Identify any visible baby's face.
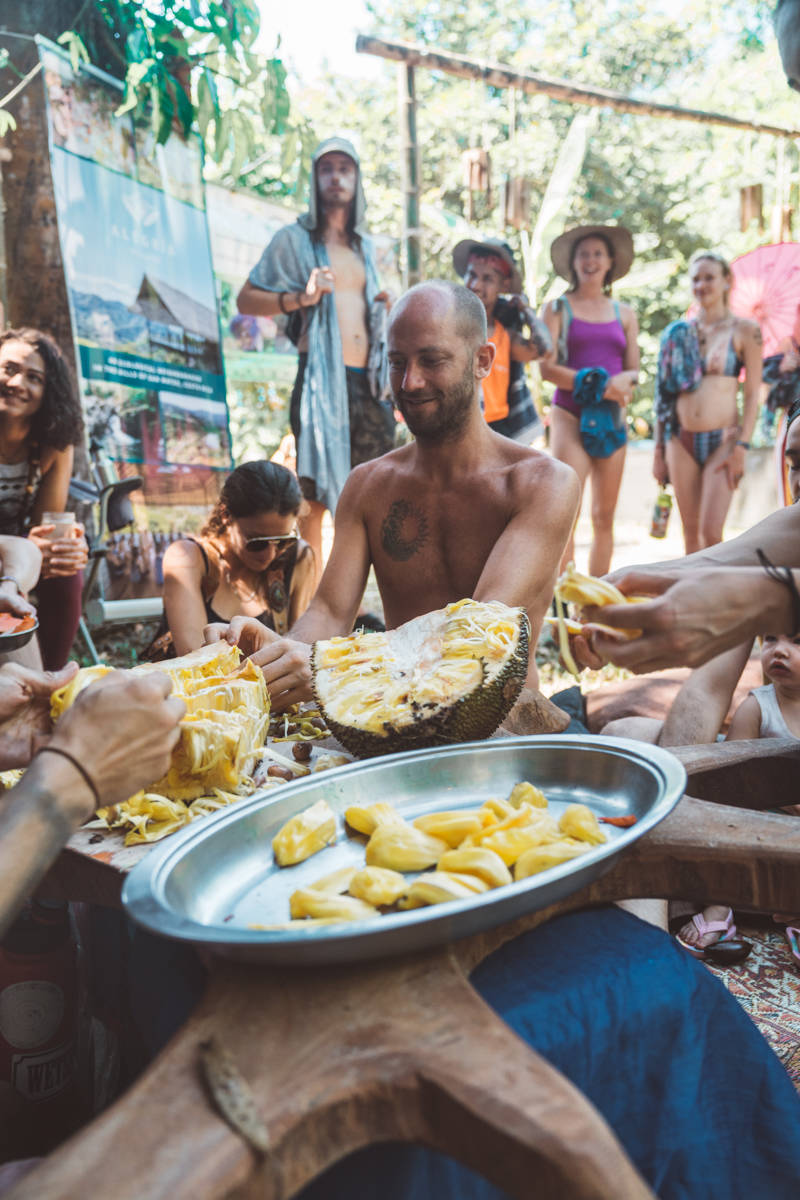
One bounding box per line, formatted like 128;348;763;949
761;634;800;686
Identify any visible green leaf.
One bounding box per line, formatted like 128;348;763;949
0;110;16;137
57;30;90;73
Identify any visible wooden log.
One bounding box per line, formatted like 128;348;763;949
355;35;800;141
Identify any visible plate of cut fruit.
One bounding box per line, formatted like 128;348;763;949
122;735;686;965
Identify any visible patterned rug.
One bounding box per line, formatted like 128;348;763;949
704;919;800;1090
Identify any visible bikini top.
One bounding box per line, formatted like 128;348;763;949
188;537;294;633
698;322;743;378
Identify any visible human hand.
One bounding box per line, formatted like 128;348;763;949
581;568;771;673
603;372;636;406
0;583;35;618
0;661;79;769
249;637;313;710
30;523;89;578
50;670;185;812
715;442;746;490
653;443;669;486
204;615;278;657
303;266;335;307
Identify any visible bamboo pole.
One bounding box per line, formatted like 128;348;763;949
357;35;800;141
398;63;421;287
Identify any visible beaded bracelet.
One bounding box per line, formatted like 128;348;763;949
35;745;100;809
757;549;800;637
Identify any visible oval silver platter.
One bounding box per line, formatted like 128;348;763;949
122;735;686;965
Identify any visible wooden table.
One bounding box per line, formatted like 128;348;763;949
12;737;800;1200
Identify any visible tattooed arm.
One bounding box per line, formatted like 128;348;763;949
473;455;580;656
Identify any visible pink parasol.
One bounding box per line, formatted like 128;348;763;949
728;242;800;358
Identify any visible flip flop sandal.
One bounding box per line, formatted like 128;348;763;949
785;927;800;969
675;909;752;964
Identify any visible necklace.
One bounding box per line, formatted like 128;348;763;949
224;565;262;604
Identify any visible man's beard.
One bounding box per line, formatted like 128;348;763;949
395;360;475;444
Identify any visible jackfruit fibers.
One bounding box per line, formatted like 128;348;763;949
312;599;529;757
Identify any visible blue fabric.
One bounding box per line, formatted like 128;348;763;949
574;367;627;458
655;319;704;437
298;908;800;1200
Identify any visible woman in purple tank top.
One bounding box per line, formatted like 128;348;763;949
540;225;640;575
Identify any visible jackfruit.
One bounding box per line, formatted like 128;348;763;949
308;866;357;894
272;799;337;866
515;840;589;880
311;599;529;758
289;889;379;922
558;804;607;846
412;810;482;846
365;824;447;872
50;642;269;805
344;802;405;836
508;781;548;809
348;867;407;907
399;870;489;909
437;847;512;889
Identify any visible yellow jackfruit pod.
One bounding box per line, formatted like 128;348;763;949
412;810;482;847
558;803;607;846
508;781;548;809
344;802;405;836
472;803;554;841
555;563;627;608
480;797;515;823
399;870;487;909
438;847;512;889
308;866;357;894
348;867;407;907
478;821;560;866
272;799;337;866
514;839;590;880
365;824;447;872
289;888;379;922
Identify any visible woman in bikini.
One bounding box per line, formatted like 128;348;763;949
161;460;316;656
540;225;640;575
654;251;762;555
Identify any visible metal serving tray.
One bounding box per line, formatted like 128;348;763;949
122;735;686;965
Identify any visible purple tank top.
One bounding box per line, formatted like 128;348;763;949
554;309;627;417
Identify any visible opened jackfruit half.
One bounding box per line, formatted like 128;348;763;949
52;641;270;808
311;599;529;758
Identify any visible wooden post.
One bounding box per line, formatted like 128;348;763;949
398;64;421;287
360;35;800;142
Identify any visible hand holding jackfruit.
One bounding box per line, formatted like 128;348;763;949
515;840;590;880
312;600;529;758
273;799;337;866
365;824;447;872
289;888;379;921
558;803;607;845
348;867;407;907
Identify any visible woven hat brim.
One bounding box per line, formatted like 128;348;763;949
550;225;634;283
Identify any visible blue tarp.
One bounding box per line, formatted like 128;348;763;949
299;908;800;1200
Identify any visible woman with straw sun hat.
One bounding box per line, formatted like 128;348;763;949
540;224;640;574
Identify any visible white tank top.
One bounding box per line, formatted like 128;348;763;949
751;684;798;740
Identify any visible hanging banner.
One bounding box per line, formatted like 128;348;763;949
39;40;231;509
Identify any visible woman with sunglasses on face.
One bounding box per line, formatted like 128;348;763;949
161;460;316;657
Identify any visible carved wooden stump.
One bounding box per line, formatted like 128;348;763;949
8;739;800;1200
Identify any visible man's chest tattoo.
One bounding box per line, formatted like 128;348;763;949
380;499;429;561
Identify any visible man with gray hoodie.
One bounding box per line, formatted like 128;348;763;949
238;138;395;570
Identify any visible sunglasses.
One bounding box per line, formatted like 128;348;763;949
244;530;299;554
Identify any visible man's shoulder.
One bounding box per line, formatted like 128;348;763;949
338;447;410;506
503;443;580;501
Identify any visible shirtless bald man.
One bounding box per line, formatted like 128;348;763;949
214;282;580;726
237;137;395;571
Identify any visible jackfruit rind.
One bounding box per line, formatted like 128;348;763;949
312;599;529;758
